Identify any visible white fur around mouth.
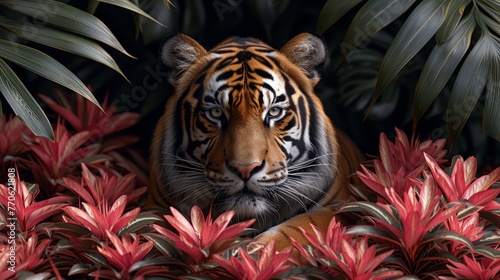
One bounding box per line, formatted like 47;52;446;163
216;190;272;216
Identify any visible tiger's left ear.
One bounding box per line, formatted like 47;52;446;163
160;33;208;86
280;33;327;85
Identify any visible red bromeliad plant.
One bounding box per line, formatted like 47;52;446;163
354;128;447;201
23;120;103;189
39;89;147;184
212;241;295;280
0;86;146;196
332;128;500;277
444;213;486;255
152;206;255;265
0;233;53;279
62;194;141;240
292;217;403;279
62;163;146;207
38;88;140;141
148;206;298;279
91;230;155;279
426;154;500;213
443;255;500;280
0;178;69;233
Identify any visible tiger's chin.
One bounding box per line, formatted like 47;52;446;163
214;192;278;230
217;193;271;215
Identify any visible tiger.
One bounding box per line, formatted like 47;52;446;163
147;33;364;250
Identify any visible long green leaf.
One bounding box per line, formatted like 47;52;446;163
81;252;109;268
140;0;178;44
476;1;500;33
342;0;416;55
346;225;399;244
316;0;363;34
95;0;165;27
424;230;474;250
0;0;134;58
478;230;500;246
474;245;500;258
0;58;53;139
373;0;449;105
118;213;163;234
20;273;51;280
483;46;500;141
87;0;100;14
128;258;172;273
47;222;91;237
413;13;475;125
68;264;94;276
435;0;471;43
0;39;101;109
0;16;127;81
447;33;493;145
338;201;402;230
143;233;181;259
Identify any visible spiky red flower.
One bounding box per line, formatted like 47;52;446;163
95;230;154;275
39;90;140;138
293;218;402;279
24;120;103;183
0;178;69;232
38;88;147;184
426;154;500;211
0;233;51;278
358;128;447;201
63;195;139;240
380;175;462;252
213;240;294;280
442;255;500;280
62;163;146;206
445;213;485;254
294;217;347;266
153;206;255;264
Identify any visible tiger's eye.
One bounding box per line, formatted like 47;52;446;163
268;107;282;118
209;107;223;118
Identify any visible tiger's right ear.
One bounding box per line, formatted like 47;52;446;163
160;34;207;86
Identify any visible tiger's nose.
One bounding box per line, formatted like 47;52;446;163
229;161;261;181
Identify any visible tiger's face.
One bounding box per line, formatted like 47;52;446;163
151;33;342;232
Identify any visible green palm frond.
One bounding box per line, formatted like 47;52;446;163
317;0;364;35
319;0;500;144
0;0;164;140
0;58;52;138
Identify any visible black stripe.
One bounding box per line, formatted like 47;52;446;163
275;95;286;103
261;83;276;96
255;69;274;80
281;74;296;97
204;95;215;104
194;58;217;85
216;70;234;81
254;48;274;53
282;115;296;130
215;56;236;70
253;54;273;68
213;49;236;54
